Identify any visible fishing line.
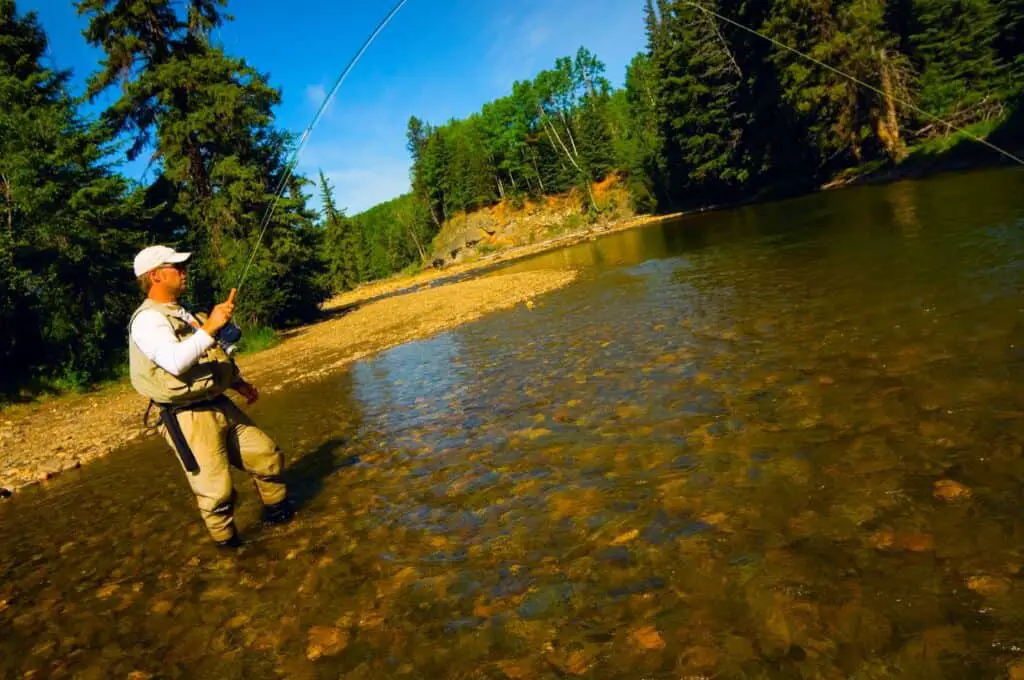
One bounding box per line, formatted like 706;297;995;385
234;0;411;292
680;1;1024;167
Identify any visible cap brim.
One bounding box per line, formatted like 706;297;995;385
165;252;191;264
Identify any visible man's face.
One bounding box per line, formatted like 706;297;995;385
150;263;188;296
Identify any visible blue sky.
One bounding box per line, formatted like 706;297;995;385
32;0;647;214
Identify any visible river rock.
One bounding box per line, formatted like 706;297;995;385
546;645;600;676
306;625;349;660
0;487;11;499
933;480;971;502
630;625;666;651
966;575;1011;597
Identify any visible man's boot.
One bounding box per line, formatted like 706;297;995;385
262;499;295;526
215;527;243;549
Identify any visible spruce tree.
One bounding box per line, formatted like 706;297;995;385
904;0;1005;117
0;0;146;395
78;0;328;327
318;171;361;292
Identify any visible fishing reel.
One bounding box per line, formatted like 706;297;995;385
215;322;243;356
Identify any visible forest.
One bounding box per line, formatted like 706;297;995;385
2;0;1023;399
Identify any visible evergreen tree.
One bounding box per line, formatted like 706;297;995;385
648;0;751;207
318;171;361;291
765;0;913;166
0;0;146;396
903;0;1005;117
78;0;328;328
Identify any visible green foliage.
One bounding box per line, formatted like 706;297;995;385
4;0;1024;402
78;0;329;330
0;0;149;398
318;171;361;292
343;193;436;282
236;326;279;354
642;0;1024;210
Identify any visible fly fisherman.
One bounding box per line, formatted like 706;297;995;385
128;245;294;548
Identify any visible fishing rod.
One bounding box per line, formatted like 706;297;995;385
232;0;1023;302
679;0;1024;167
234;0;411;294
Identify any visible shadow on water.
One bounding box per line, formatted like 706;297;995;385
284;436;361;510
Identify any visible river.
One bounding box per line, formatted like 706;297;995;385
2;168;1024;678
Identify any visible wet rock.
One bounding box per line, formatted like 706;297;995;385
966;575;1011;597
95;584;119;599
306;625;349;660
518;583;573;620
127;671;154;679
497;659;536;679
226;614;251;629
1010;662;1024;680
933;479;971;502
546;644;600;676
610;529;639;545
630;625;665;651
871;530;935;553
0;487;11;499
681;645;718;670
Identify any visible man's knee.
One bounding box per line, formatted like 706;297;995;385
249;446;284;478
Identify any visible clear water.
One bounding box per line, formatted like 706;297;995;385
3;168;1024;679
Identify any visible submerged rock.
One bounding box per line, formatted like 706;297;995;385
933;479;971;502
306;625;349;660
630;625;666;651
966;575;1011;597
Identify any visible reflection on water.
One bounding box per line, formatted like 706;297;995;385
2;168;1024;678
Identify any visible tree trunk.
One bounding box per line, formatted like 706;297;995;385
1;173;11;233
541;116;596;208
496;175;505;199
878;48;907;161
408;226;427;262
531;153;546;192
558;110;580;157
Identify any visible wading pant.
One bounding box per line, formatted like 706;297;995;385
159;398;286;541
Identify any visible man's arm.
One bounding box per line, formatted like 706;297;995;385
131;309;216;377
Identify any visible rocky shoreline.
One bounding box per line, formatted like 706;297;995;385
0;269;580;498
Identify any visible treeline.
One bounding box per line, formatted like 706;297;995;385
400;0;1024;218
2;0;330;398
4;0;1024;398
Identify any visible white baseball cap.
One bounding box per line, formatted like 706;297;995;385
133;245;192;277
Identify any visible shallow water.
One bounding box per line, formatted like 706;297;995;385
3;168;1024;678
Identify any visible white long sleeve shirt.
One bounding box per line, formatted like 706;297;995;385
130;307;216;377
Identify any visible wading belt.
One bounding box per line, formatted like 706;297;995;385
143;396;226;475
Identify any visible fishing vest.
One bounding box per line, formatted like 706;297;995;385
128;299;238;405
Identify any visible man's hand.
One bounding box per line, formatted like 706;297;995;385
233;379;259;405
201;288;236;336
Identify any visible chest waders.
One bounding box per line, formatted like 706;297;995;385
131;300;240;475
143;396;229;474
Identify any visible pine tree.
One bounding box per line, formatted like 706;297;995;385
78;0;328;328
0;0;146;395
318;172;363;292
904;0;1005;117
649;0;751;207
764;0;914;166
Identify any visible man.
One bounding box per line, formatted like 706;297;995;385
128;245;293;548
